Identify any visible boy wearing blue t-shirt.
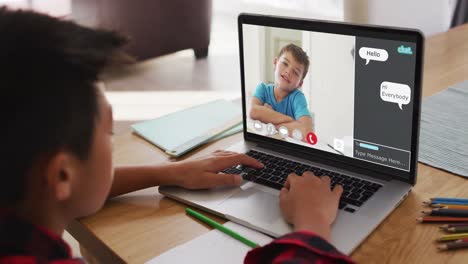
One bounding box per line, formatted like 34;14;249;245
250;44;313;140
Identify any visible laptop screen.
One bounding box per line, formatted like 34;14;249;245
240;15;423;182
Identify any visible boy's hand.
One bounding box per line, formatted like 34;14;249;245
174;150;263;189
279;172;343;241
264;103;273;110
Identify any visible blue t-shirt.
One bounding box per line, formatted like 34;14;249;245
253;83;311;120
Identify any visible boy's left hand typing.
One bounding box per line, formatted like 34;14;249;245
173;151;264;189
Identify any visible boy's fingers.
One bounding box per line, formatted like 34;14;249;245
302;171;315;177
279;187;290;208
303;171;321;183
217;154;264;170
333;184;344;197
236;154;264;168
321;176;331;184
279;187;289;199
205;173;243;188
284;173;299;189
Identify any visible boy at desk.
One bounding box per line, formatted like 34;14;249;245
0;9;353;264
249;44;314;141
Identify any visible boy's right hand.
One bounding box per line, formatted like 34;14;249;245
264;103;273;110
279;172;343;241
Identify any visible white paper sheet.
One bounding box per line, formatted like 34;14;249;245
145;222;273;264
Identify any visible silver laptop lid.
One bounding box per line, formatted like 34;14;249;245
238;14;423;185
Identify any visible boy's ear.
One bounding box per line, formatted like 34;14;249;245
298;79;304;88
273;57;278;66
45;152;78;201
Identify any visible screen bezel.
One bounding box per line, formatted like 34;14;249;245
238;13;423;185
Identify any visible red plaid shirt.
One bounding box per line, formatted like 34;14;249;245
245;231;355;264
1;209;354;264
0;210;84;264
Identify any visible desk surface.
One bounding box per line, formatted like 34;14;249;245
69;24;468;264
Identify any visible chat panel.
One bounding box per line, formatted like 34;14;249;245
353;36;417;171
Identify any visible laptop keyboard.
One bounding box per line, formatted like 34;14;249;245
222;150;383;213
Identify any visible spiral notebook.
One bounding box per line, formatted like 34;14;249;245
131;99;243;157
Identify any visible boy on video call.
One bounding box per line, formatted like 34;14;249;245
250;43;313;140
0;8;353;264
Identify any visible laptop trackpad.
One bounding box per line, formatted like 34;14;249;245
219;187;281;224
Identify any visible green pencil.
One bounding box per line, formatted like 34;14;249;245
186;208;259;248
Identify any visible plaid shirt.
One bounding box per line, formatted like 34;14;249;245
245;231;355;264
0;209;84;264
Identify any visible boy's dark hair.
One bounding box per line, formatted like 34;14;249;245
278;43;310;80
0;8;130;206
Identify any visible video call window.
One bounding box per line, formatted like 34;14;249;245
243;24;416;172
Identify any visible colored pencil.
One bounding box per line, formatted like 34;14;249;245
439;223;468;230
422;209;468;217
185;208;259;248
424;200;468;206
437;241;468;251
431;197;468;203
431;204;468;210
446;226;468;233
428;198;468;206
437;233;468;242
455;238;468;243
417;216;468;223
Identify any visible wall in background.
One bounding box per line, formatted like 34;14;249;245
0;0;70;16
213;0;343;21
344;0;457;36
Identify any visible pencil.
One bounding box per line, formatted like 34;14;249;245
431;197;468;203
417;217;468;223
185;208;259;248
431;204;468;210
439;223;468;230
437;232;468;242
428;198;468;206
424;200;468;206
422;209;468;217
446;226;468;233
437;241;468;251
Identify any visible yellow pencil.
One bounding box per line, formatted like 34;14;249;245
437;232;468;242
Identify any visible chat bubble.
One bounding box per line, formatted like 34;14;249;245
380;81;411;110
359;47;389;65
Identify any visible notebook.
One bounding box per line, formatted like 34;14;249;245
144;221;273;264
131;99;242;157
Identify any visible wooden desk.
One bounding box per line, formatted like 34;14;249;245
68;24;468;264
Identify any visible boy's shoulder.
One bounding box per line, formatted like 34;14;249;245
287;88;306;99
256;82;274;90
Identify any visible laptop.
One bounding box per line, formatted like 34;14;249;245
160;13;423;254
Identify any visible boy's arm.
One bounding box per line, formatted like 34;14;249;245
250;97;294;125
245;231;355;264
276;116;313;141
109;151;263;197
